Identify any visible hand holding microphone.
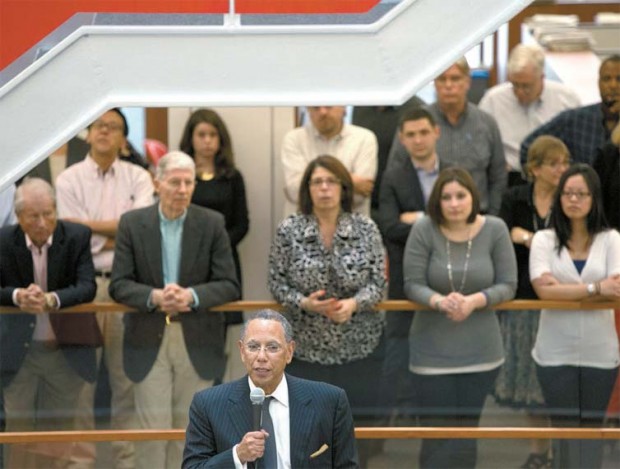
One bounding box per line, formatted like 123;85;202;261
235;388;269;465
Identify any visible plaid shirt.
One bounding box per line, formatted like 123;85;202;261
520;103;610;166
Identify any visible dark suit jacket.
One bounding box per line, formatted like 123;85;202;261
109;203;240;382
377;158;427;299
0;221;99;386
182;374;359;469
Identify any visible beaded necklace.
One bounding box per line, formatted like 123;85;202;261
446;227;473;293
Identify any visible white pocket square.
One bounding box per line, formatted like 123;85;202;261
310;443;329;458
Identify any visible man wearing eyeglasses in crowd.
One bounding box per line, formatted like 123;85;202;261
183;309;359;469
479;44;580;187
387;57;506;215
280;106;378;218
55;108;154;468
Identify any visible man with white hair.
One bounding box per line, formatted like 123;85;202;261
0;178;98;467
479;44;580;186
110;151;240;469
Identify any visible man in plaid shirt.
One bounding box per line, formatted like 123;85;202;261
520;54;620;166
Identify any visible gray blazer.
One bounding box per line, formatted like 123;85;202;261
109;203;240;382
182;374;359;469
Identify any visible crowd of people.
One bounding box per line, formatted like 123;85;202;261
0;47;619;469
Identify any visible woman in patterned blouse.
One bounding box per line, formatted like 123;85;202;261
268;155;386;459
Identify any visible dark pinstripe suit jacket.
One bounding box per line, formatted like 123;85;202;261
182;374;359;468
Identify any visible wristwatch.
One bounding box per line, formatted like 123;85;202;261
44;293;59;311
586;283;596;296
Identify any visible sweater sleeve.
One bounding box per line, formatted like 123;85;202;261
483;217;518;305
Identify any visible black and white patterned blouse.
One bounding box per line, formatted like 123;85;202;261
268;212;386;365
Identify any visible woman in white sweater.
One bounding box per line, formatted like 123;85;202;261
529;164;620;469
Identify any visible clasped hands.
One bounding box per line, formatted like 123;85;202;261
301;290;357;324
437;292;477;322
15;284;55;313
151;283;194;314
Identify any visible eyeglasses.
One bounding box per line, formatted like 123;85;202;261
91;121;124;133
309;177;340;187
511;82;536;92
243;342;283;354
561;191;591;201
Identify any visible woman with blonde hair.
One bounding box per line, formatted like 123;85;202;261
494;135;570;468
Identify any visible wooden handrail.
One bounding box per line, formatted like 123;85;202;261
1;427;619;444
2;299;620;314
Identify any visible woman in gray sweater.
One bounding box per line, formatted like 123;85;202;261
403;167;517;468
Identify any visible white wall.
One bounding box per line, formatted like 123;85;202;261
168;107;295;301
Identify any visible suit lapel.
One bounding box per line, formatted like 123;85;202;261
142;206;164;286
228;378;253;440
13;227;34;286
288;375;315;466
403;159;426;207
179;207;202;286
46;223;65;292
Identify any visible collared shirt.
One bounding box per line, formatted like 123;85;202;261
159;207;186;285
479;79;580;171
15;234;57;341
412;157;440;204
233;376;291;469
387;102;507;214
280;123;378;218
520;103;611;166
56;155;154;271
157;206;199;307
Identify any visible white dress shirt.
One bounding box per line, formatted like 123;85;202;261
479;79;580;172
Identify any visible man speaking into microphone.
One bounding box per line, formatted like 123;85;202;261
183;310;359;468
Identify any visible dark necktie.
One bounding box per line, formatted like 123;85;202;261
262;396;277;469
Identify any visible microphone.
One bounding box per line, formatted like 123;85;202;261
250;387;265;432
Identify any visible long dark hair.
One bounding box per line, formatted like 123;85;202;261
179;108;235;178
551;163;608;254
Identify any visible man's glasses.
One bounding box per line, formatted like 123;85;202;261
243;342;283;354
91;121;124;133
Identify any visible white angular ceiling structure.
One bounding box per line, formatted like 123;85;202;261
0;0;532;189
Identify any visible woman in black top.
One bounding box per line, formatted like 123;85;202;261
495;135;570;469
179;109;249;327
